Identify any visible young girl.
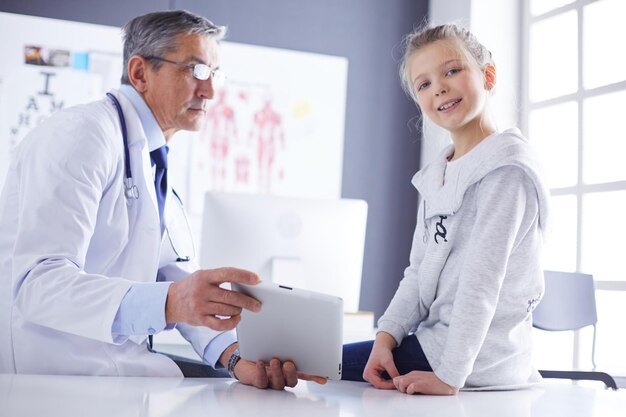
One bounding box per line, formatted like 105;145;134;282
341;23;550;395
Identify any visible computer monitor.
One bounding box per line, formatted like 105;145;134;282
200;192;368;312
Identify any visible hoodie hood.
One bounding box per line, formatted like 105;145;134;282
412;128;551;235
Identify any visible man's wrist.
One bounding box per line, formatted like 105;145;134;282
164;281;179;324
227;348;241;380
218;342;238;368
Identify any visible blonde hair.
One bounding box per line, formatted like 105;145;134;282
399;23;495;102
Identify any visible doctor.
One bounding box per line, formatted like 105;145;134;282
0;10;309;389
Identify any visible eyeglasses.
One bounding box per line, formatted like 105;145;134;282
144;56;227;86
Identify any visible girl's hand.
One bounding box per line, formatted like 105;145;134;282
393;371;459;395
362;332;400;389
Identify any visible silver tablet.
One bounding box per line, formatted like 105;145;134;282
232;281;344;380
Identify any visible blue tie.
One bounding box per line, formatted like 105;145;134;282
150;146;168;233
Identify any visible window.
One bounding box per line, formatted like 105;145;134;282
523;0;626;372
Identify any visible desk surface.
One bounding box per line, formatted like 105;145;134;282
1;374;625;417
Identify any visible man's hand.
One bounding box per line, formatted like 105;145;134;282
165;267;261;331
393;371;459;395
362;331;400;389
220;343;327;390
234;359;328;389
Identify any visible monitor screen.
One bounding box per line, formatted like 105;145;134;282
200;192;368;312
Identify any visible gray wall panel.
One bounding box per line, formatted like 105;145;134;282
0;0;170;26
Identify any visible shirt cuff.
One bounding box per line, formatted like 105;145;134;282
111;282;173;342
202;330;237;368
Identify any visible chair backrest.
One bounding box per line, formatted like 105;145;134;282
533;270;598;331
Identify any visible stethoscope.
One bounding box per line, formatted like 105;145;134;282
106;92;195;262
107;93;139;200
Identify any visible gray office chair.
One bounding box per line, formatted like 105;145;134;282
533;270;617;390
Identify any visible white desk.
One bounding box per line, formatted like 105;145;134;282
1;374;625;417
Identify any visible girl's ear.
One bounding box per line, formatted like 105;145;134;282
484;64;497;91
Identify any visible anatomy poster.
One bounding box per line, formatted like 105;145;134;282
0;12;348;213
170;41;348;215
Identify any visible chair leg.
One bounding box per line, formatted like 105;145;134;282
539;370;618;390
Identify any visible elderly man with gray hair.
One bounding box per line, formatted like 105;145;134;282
0;10;319;389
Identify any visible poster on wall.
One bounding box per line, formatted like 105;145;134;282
2;68;103;153
0;12;348;217
171;42;348;216
0;12;123;189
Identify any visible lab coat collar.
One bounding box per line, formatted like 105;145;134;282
106;89;161;234
105;89;146;148
118;85;166;152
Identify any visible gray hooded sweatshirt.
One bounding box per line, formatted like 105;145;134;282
377;128;550;390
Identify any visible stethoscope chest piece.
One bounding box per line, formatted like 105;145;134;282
107;92;140;204
124;178;139;203
106;91;194;262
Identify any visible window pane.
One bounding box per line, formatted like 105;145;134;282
583;0;626;89
529;11;578;102
530;0;575;16
582;91;626;184
529;102;578;188
543;195;577;271
581;191;626;281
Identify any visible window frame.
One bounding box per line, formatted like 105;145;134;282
521;0;626;291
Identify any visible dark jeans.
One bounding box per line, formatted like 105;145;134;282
341;335;432;381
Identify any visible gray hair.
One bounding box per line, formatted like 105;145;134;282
120;10;226;85
399;23;494;102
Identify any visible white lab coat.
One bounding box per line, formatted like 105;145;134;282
0;90;222;376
